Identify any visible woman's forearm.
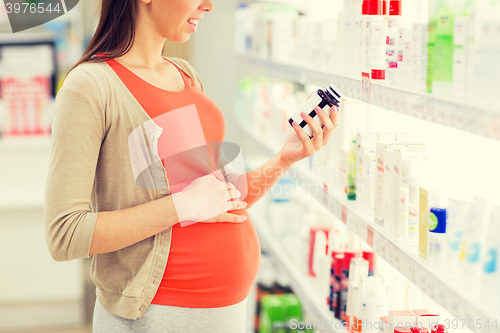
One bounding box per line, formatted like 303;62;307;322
243;147;295;207
89;195;179;256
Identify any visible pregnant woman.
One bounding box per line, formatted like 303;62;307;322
44;0;339;332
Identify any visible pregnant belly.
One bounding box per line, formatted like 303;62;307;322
151;211;261;308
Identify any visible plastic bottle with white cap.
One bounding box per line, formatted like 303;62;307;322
361;276;387;333
480;204;500;309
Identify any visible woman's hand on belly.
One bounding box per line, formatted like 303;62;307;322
172;174;248;226
200;207;248;223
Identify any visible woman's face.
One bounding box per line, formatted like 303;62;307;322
142;0;214;43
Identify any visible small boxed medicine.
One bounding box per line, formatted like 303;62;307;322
380;316;390;333
412;309;439;329
389;310;416;329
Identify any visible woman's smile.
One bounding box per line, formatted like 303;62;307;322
187;18;200;32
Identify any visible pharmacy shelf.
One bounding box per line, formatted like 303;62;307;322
237;55;500;142
0;135;51;211
0;135;51;152
239;123;500;333
252;216;344;333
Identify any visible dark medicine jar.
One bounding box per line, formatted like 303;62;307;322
288;88;337;138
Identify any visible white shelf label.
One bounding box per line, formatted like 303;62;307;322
393;248;403;272
367;225;374;247
417;268;427;294
385;242;395;265
331;200;342;220
407;260;418;285
356;215;368;243
373;232;382;254
378;237;387;258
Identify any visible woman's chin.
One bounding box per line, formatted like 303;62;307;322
166;34;192;44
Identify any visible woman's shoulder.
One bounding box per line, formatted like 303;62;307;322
61;60;117;99
66;61;109;84
164;57;204;92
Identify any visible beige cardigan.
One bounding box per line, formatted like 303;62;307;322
44;57;205;320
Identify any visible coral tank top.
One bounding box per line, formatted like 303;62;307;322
106;57;261;308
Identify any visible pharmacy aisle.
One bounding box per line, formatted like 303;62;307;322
232;0;500;333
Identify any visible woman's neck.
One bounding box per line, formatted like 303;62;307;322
115;17;166;70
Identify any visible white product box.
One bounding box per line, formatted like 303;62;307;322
412;309;439;329
374;142;405;227
357;142;376;212
391;146;427;237
378;132;396;142
389;310;416;329
380;315;390;333
395;133;413;142
384;148;395;231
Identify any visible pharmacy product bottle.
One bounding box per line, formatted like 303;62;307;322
385;0;403;86
445;195;471;274
410;23;428;91
352;0;365;76
399;187;410;239
331;253;344;317
347;139;358;201
426;0;439;93
350;278;364;333
387;0;403;29
346;258;369;331
363;250;377;276
339;251;357;323
371;19;388;83
361;0;383;77
365;150;378;215
397;28;412;87
428;207;447;263
431;2;455;96
361;276;387;333
480;205;500;309
452;11;468;98
360;0;369;76
408;176;420;245
460;196;490;295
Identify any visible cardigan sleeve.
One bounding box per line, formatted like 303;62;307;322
44;68;106;262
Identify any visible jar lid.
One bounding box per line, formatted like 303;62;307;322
429;207;447;234
371;69;386;80
328;83;344;102
389;0;402;15
342;251;357;270
318;88;336;107
411;328;430;333
363;0;382;15
431;324;447;333
362;250;376;271
334;253;344;276
395;327;411;333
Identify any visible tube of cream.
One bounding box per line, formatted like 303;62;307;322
445;195;472;274
480;205;500;309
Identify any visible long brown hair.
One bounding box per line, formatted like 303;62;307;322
69;0;139;73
